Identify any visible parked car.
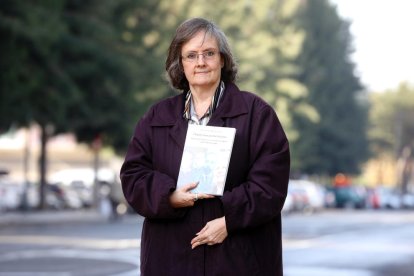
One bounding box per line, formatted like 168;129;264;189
0;180;22;211
0;178;81;211
282;192;294;214
49;167;121;208
287;180;325;213
323;187;337;208
330;185;366;209
365;187;381;209
49;167;129;218
376;187;402;209
401;193;414;209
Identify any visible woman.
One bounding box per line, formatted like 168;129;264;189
120;17;290;275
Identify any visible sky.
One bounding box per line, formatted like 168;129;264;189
330;0;414;92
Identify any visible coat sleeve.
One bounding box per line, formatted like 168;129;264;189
120;109;187;219
221;103;290;233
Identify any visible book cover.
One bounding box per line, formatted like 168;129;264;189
176;125;236;196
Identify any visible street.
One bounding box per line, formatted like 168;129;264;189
0;210;413;276
283;210;414;276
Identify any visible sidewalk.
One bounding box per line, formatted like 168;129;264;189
0;209;108;227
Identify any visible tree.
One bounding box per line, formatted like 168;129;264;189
0;0;157;208
291;0;369;177
158;0;313;147
1;0;81;208
369;83;414;192
56;0;143;150
0;1;70;132
1;0;373;206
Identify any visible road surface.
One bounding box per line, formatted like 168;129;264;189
0;210;413;275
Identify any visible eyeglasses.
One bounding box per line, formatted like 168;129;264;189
181;50;218;62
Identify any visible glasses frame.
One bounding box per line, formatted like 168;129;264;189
181;50;219;63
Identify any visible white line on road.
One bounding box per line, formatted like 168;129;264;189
285;267;374;276
0;235;140;249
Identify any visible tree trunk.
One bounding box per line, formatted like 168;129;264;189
397;146;413;194
92;135;102;209
38;124;48;210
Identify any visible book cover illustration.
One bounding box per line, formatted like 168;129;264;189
177;125;236;196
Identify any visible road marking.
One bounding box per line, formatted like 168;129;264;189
283;238;414;254
285;266;373;276
0;248;140;275
283;239;319;249
0;273;70;276
0;235;140;249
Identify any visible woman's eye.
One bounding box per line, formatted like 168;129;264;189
187;53;197;59
206;51;215;57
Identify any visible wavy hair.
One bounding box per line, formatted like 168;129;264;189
165;18;238;91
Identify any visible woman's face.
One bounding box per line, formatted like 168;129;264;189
181;31;223;92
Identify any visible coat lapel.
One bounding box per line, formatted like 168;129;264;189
208;83;248;127
169;119;188;150
149;92;188;150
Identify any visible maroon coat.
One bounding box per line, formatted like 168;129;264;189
120;83;290;276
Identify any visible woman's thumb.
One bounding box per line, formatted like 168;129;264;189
184;181;199;191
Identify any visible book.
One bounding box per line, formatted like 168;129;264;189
176;124;236;196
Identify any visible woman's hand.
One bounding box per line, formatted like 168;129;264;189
169;182;214;208
191;216;228;249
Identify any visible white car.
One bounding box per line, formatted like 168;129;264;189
49;167;121;208
288;179;325;213
0;181;22;211
282;192;294;214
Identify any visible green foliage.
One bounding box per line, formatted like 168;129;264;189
1;0;373;178
291;0;369;176
0;0;164;151
161;0;312;143
56;0;143;150
0;0;69;131
369;83;414;156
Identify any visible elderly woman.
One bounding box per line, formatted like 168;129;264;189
120;17;290;275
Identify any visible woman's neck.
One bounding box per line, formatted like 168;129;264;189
190;85;217;118
190;84;217;104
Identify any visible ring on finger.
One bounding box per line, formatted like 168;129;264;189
193;193;199;202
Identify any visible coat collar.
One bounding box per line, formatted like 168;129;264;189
150;82;248;149
208;82;248;126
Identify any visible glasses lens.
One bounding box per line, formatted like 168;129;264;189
183;51;217;62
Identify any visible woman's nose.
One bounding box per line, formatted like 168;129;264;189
196;54;206;65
